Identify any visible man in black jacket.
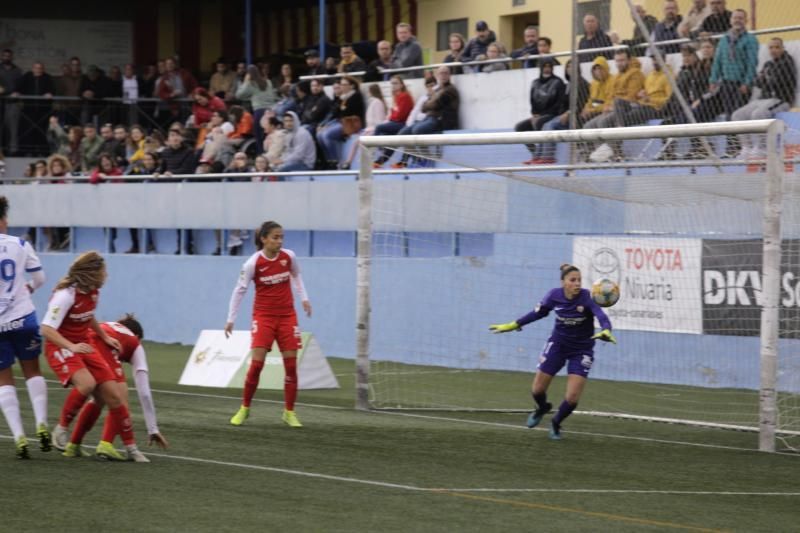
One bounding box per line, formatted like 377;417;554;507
301;79;332;134
514;59;566;164
731;37;797;155
699;0;731;34
157;129;198;253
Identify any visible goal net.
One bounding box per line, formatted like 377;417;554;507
356;119;800;452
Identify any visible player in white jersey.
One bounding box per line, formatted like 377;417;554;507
0;197;51;459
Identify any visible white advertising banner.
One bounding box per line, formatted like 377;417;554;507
572;237;703;334
0;19;132;74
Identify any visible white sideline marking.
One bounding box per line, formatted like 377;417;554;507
18;379;800;457
2;433;797;498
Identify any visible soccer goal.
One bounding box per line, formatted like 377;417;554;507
355;119;799;452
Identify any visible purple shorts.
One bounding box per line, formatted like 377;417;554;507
536;340;594;378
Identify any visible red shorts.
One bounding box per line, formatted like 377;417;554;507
95;344;126;383
251;314;301;352
45;342;117;387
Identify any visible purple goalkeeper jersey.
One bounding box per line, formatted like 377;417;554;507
516;288;612;350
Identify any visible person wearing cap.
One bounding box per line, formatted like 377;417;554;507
461;20;497;72
390;22;423;78
515;58;565;165
304;49;327;78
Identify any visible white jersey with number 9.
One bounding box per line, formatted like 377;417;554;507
0;234;42;322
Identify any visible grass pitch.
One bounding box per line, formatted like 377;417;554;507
2;342;799;532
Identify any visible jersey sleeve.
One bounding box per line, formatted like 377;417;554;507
23;241;45;291
516;290;555;327
130;345;159;434
285;249;309;302
585;291;612;331
226;255;256;323
41;288;76;330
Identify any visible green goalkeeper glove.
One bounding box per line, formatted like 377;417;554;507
489;321;520;334
591;329;617;344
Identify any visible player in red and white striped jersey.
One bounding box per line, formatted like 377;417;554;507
225;221;312;428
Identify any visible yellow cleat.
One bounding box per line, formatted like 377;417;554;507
282;409;303;428
36;423;52;452
16;436;30;459
62;442;90;458
95;440;126;461
230;405;250;426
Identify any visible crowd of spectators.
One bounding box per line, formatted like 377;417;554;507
0;4;798;253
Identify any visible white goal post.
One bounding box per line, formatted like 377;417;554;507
356;119;789;452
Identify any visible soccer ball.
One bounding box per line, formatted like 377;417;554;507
590;278;620;308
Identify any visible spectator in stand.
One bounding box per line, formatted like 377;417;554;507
140;64;158;97
230;61;248;99
338;44;367;76
511;26;539;69
236;65;278;150
275;111;316;172
698;37;716;76
0;49;23;155
98;123;116;157
300;79;332;134
315;81;343;134
96;123;126;168
108;66;123;98
123;150;159;253
658;44;711;160
293;82;310;122
579;56;615;126
391;22;423;78
529;37;561;68
45;154;72;251
317;76;365;168
324;57;339;76
582;49;645;160
652;1;683;55
125;125;147;172
79;123;103;172
679;0;712;38
190;87;226;130
480;42;510;73
225;105;254;160
538;59;590;164
391;66;459;169
341;84;388;169
155;57;196;129
157;129;197;253
15;61;55;155
604;61;672;160
700;0;731;35
272;84;298;119
80;65;112;102
700;8;758;157
54;56;83;125
304;50;326;78
47;117;83;170
372;75;423;167
111;125;129;167
262;116;286;170
223;152;253;255
443;33;466;75
461;21;497;73
376;75;436;168
274;64;297;92
197;109;234;165
622;5;658;56
578;14;614;60
516;58;566;165
209;59;236;99
89;152;123;185
365;41;394;82
121;64;142;120
732;38;798;156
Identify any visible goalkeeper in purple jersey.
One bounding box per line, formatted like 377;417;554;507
490;263;616;440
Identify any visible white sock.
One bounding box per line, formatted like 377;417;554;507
0;385;25;440
25;376;48;427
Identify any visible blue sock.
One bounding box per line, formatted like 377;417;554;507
552;400;577;426
532;392;548;411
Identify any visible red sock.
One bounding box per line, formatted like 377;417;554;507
60;388;89;427
106;405;135;446
243;359;265;408
283;357;298;411
100;413;116;444
69;401;102;445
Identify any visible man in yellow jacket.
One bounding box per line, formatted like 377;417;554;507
582;49;645;160
580;56;615;126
